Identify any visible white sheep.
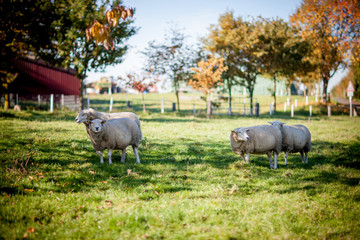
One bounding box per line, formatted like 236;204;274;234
75;108;142;140
268;121;312;165
87;118;142;164
230;125;282;169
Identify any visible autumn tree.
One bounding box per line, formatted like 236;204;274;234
204;12;263;114
291;0;360;103
257;17;312;111
188;56;228;117
142;27;198;111
1;0;136;109
331;61;360;98
119;73;158;112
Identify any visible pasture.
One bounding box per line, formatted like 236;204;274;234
1;107;360;239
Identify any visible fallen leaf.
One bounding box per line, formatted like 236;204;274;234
36;172;43;176
27;227;35;233
48;191;53;194
62;183;68;187
7;149;10;153
101;181;107;184
24;189;34;192
105;200;113;207
89;170;95;175
154;191;160;196
183;175;188;180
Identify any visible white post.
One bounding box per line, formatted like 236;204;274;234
193;104;196;115
109;96;113;112
287;98;290;106
310;105;312;117
61;94;64;109
269;104;273;116
16;94;18;105
315;94;318;102
284;103;287;112
291;104;294;117
50;94;54;113
228;97;231;116
328;105;331;117
350;96;353;118
87;96;90;108
38;94;41;107
306;96;308;105
161;98;164;113
295;99;298;108
243;87;246;96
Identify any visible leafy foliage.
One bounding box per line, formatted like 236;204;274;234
142;27;199;110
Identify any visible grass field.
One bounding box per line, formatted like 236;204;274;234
1;109;360;239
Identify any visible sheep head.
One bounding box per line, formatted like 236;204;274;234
231;128;250;142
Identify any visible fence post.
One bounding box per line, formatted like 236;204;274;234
109;96;113;111
50;94;54;113
87;96;90;108
16;94;19;105
38;94;41;107
172;102;176;112
328;105;331;117
255;103;259;117
61;94;64;110
126;101;131;108
284;103;287;112
228;97;231;116
295;99;298;108
310;105;312;117
193;104;196;115
161;98;164;113
269;104;273;116
306;96;309;105
291;104;294;117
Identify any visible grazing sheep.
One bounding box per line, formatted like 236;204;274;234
230;125;282;169
268;121;312;165
87;118;142;164
75;108;142;140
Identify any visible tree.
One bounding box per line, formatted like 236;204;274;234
257;18;312;111
188;56;228;117
332;60;360;99
142;27;198;111
290;0;360;103
119;72;158;112
204;12;263;114
0;0;136;109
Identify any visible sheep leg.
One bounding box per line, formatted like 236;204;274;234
305;152;308;164
273;152;278;169
240;152;246;162
108;149;113;165
133;146;141;164
300;151;305;163
97;151;104;164
245;153;250;164
121;149;126;163
267;152;273;168
284;152;288;165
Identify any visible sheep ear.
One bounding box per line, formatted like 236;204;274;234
268;121;273;125
101;120;106;125
86;121;91;125
231;131;238;142
246;129;250;132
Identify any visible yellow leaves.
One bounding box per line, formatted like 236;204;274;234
89;170;95;175
86;5;134;50
188;56;228;95
24;189;34;192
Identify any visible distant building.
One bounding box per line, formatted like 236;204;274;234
85;77;121;95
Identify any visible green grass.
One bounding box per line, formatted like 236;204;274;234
1;109;360;239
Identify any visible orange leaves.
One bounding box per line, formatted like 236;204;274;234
86;5;134;50
188;56;228;95
106;6;134;27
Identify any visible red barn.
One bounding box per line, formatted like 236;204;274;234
10;58;80;95
6;57;81;110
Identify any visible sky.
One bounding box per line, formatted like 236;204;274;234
86;0;346;90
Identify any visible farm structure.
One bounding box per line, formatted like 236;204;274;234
3;57;81;110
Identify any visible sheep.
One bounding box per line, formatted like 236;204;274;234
87;118;142;164
268;120;312;165
75;108;142;140
230;125;282;169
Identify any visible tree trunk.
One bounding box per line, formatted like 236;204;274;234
248;87;254;116
322;76;329;103
142;93;146;112
175;90;180;112
206;94;212;118
273;77;277;112
288;86;292;105
227;81;232;115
